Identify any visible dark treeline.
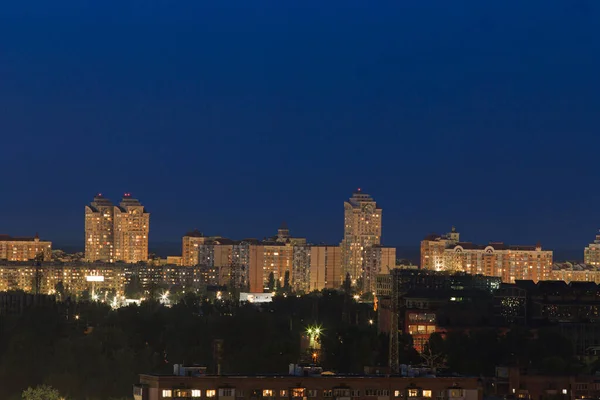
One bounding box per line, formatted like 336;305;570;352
0;289;589;400
0;290;377;400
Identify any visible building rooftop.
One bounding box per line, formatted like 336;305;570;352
454;242;542;251
0;234;45;242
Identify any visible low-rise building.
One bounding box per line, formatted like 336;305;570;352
135;368;482;400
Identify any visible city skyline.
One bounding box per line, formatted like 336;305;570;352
2;189;599;262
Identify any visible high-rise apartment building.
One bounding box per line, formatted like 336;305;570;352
0;234;52;261
85;194;116;262
363;245;396;292
114;194;150;263
421;227;460;270
340;189;382;287
584;231;600;266
85;194;149;263
182;230;208;266
309;245;342;291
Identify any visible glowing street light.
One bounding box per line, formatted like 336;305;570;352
160;291;170;302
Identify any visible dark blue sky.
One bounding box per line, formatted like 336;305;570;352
1;0;599;252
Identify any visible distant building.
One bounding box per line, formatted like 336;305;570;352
182;230;208;266
420;227;460;270
363;245;396;293
421;228;552;283
444;242;553;283
85;193;150;263
114;194;150;263
85;194;116;262
340;190;382;289
375;269;501;298
550;262;600;283
584;230;600;266
166;256;183;266
309;245;342;291
0;234;52;261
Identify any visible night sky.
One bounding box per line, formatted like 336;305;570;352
1;1;599;253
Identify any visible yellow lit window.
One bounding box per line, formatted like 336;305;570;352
291;389;305;398
207;390;216;398
264;390;274;397
423;390;432;398
280;390;288;397
394;391;401;398
162;389;172;398
408;389;419;398
192;390;201;397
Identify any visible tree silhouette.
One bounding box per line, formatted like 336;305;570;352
343;273;352;294
283;271;291;293
267;272;275;292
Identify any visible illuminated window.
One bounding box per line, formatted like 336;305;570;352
192;390;201;397
280;390;288;397
408;389;419;398
394;391;401;398
423;390;432;398
263;390;274;397
162;390;172;398
207;390;216;398
291;389;305;398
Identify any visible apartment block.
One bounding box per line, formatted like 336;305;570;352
182;230;208;266
584;231;600;266
0;234;51;261
85;193;149;263
309;245;342;291
340;189;382;286
135;370;482;400
420;227;460;270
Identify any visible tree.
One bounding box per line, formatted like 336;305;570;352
54;281;65;300
422;332;446;372
22;385;62;400
283;271;291;293
343;273;352;294
267;272;275;292
124;275;143;299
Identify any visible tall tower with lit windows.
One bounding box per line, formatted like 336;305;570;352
340;189;382;288
85;193;149;263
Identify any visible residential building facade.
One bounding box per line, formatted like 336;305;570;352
85;194;149;263
135;372;482;400
420;227;460;270
443;242;553;283
340;190;382;288
309;245;342;291
0;234;52;261
182;230;208;266
584;231;600;266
